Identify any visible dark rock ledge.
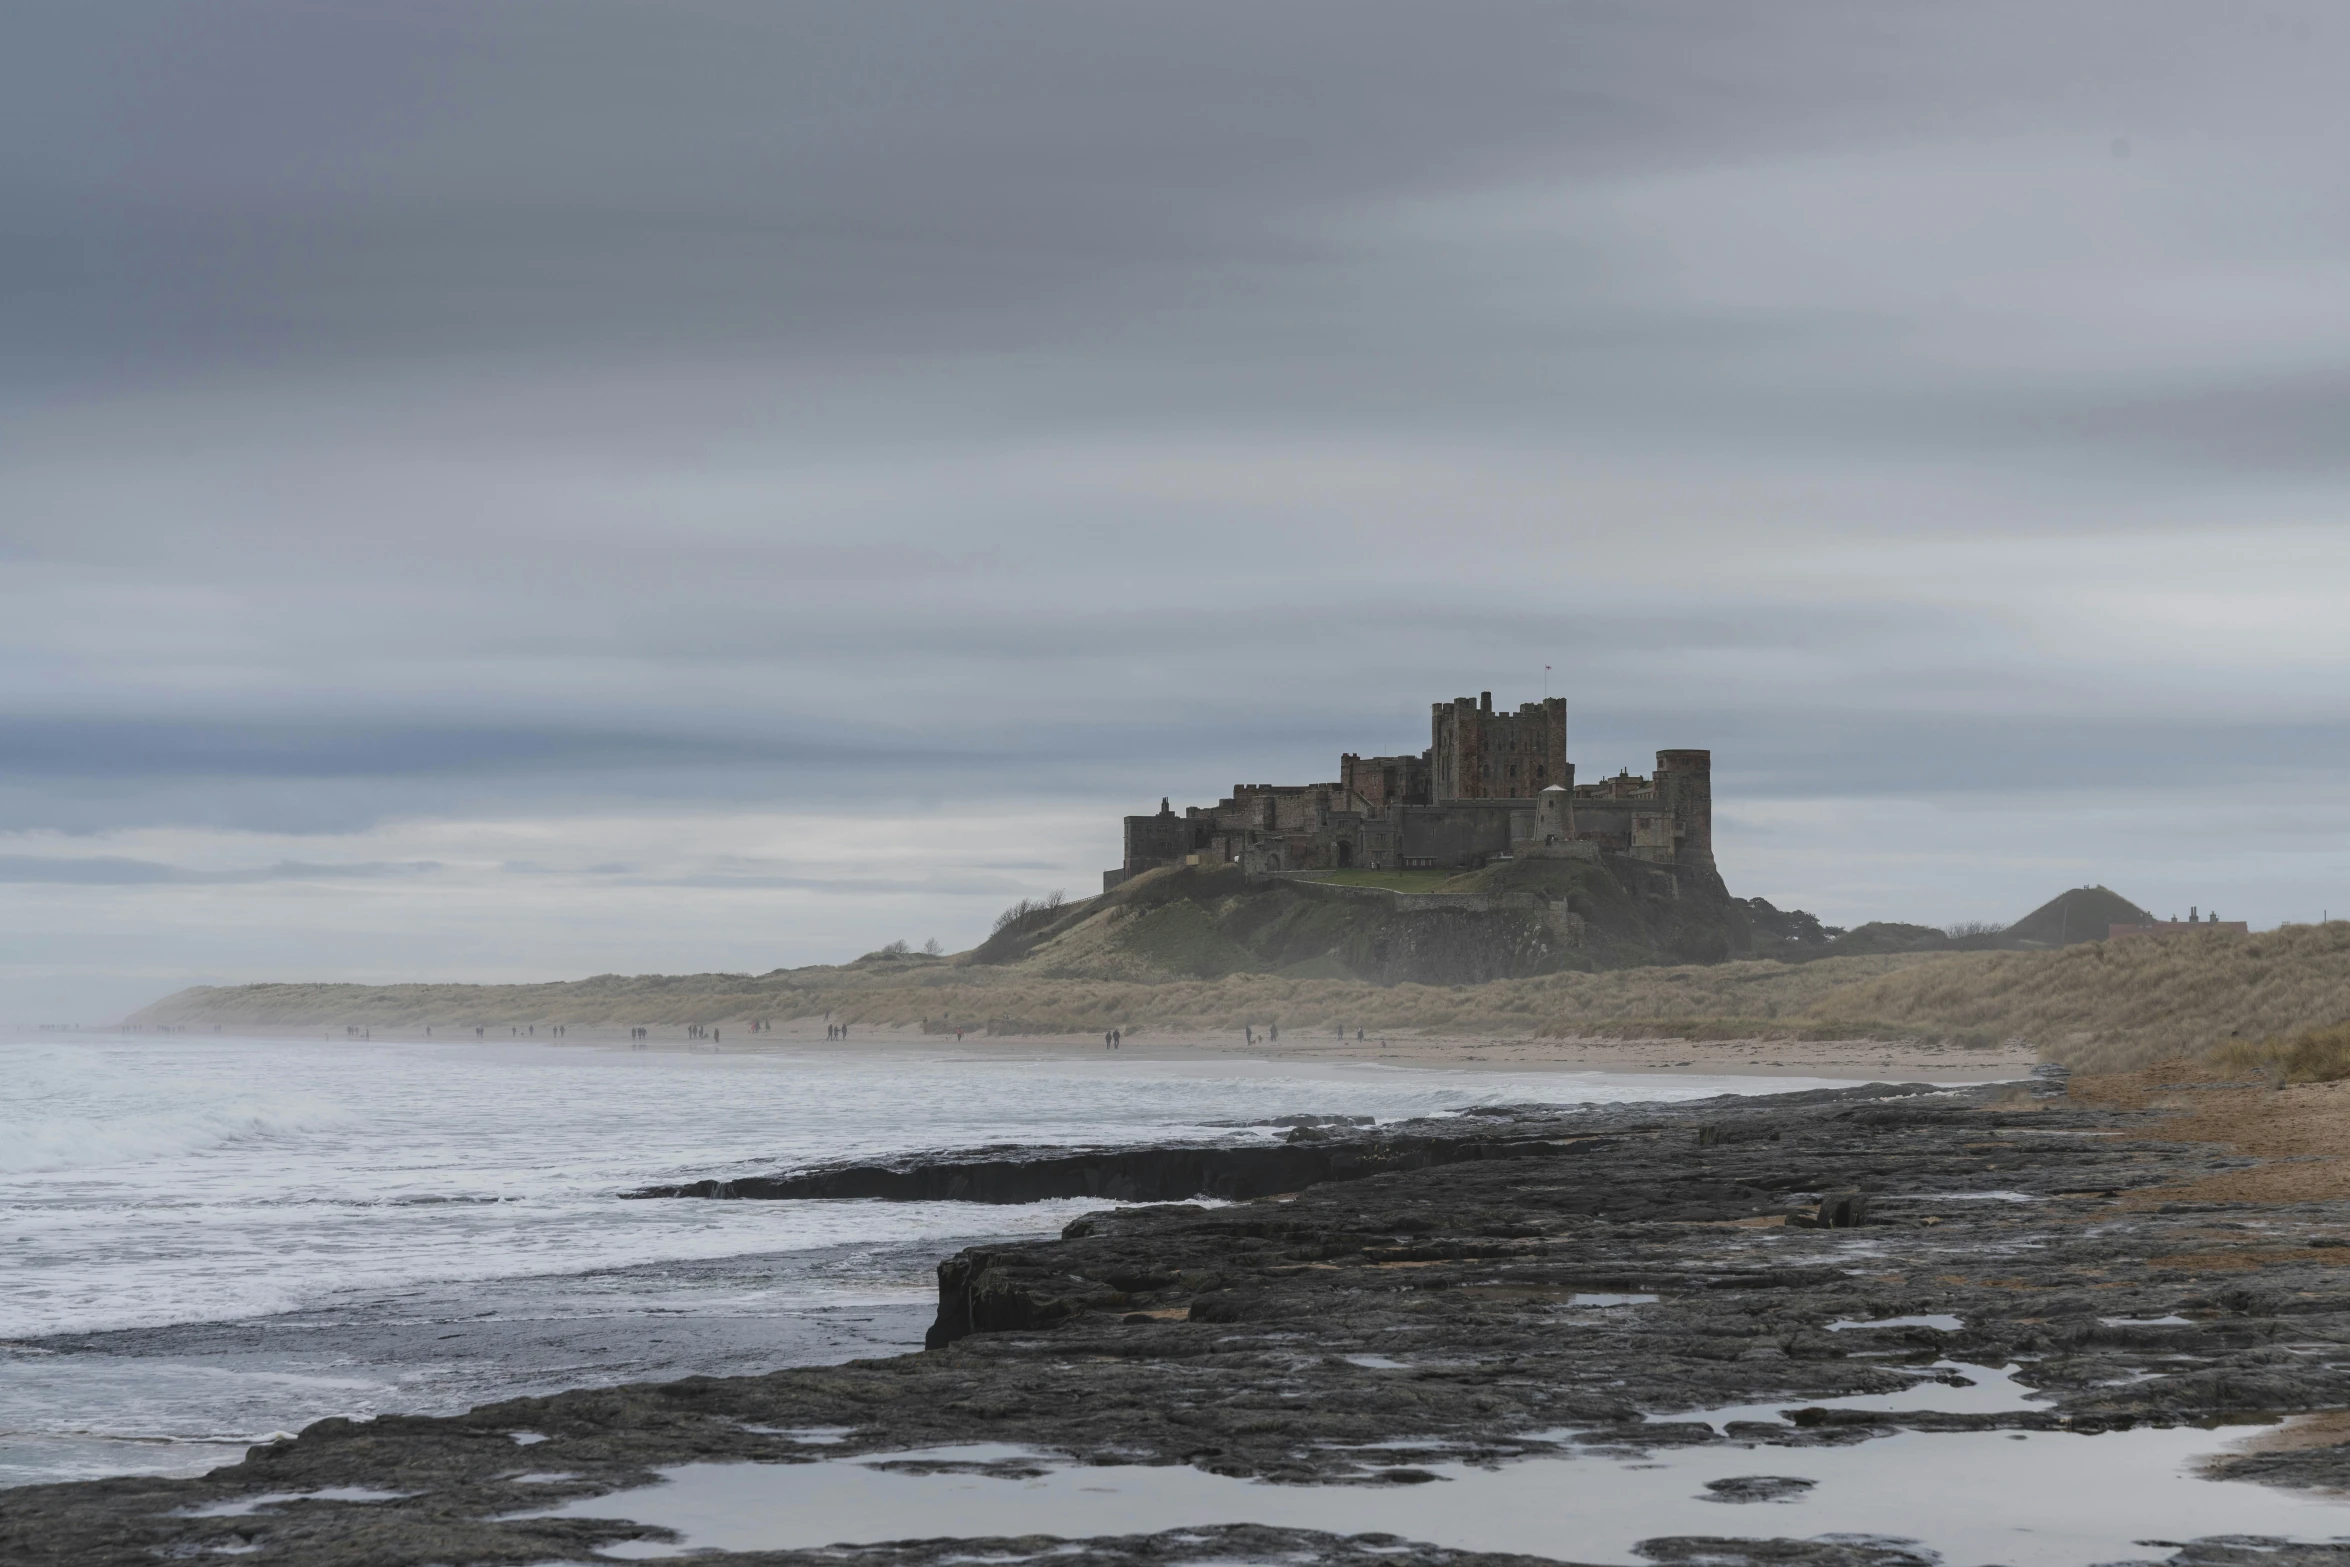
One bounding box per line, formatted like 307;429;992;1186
14;1078;2350;1567
629;1122;1598;1206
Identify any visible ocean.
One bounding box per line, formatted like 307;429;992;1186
0;1032;1855;1488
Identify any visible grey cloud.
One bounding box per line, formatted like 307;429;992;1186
0;717;941;780
4;2;2332;397
0;856;443;885
1982;366;2350;477
648;873;1040;897
0;856;216;886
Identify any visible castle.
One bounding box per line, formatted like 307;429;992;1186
1107;693;1714;891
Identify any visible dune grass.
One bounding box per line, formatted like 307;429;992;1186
125;952;1945;1039
2209;1020;2350;1084
1814;922;2350;1071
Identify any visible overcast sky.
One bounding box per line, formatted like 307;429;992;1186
6;1;2349;1019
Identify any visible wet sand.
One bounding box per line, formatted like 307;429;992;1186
2071;1064;2350;1204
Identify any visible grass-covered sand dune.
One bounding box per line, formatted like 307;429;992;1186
1812;920;2350;1070
129;920;2350;1071
127;953;1930;1041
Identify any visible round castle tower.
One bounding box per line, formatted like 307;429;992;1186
1654;749;1713;866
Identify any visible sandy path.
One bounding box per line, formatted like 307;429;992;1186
2071;1064;2350;1204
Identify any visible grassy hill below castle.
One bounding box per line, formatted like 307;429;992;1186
966;859;1757;982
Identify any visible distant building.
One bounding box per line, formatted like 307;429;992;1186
2109;908;2249;939
1106;691;1715;891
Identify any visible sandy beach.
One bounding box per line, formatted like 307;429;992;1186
150;1018;2038;1082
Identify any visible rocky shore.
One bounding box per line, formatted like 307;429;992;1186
14;1071;2350;1566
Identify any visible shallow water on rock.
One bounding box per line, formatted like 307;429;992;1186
532;1424;2350;1567
1645;1358;2046;1429
1826;1314;1964;1332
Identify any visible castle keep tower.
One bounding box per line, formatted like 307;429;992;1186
1430;693;1567;800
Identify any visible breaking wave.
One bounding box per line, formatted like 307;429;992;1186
0;1096;356;1175
0;1044;353;1174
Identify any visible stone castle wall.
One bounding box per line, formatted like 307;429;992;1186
1111;693;1711;891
